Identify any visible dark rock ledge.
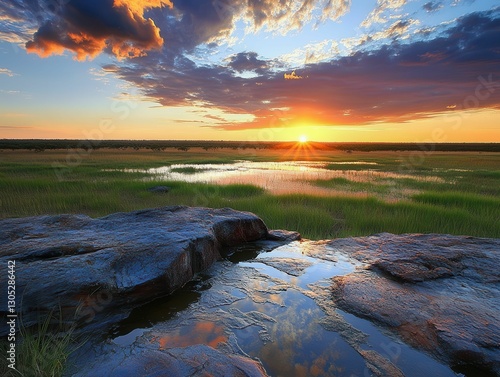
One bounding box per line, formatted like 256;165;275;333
0;206;298;333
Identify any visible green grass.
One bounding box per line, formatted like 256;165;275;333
0;311;79;377
313;177;392;195
0;150;499;239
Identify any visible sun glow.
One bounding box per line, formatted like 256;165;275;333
299;135;308;143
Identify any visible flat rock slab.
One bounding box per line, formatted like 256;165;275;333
328;233;500;375
71;344;268;377
0;206;268;331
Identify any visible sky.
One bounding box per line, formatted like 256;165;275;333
0;0;499;142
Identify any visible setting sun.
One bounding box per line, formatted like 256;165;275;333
299;135;308;143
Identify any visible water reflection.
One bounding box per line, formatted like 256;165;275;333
222;242;261;263
231;287;367;377
157;321;227;349
119;160;446;198
110;274;211;346
106;241;460;377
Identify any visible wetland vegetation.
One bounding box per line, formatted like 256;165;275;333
1;142;498;239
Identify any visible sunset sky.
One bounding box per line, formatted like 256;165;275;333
0;0;499;142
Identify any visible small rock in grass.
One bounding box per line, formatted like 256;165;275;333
147;185;171;193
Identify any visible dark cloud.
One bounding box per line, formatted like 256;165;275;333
227;52;269;74
423;2;443;13
108;9;500;129
154;0;235;52
385;19;414;36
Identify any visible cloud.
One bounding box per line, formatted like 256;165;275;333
423;1;444;12
1;0;352;62
0;68;16;76
226;52;269;74
1;0;171;60
204;114;226;122
243;0;351;33
280;40;340;66
147;0;352;58
2;1;498;134
284;71;303;80
361;0;407;28
385;19;418;36
107;9;500;130
345;18;420;51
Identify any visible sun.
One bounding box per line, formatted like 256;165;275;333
298;135;308;143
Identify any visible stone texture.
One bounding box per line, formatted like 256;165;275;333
266;229;301;242
0;206;268;331
328;233;500;374
71;344;268;377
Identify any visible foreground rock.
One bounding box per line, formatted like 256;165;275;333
71;344;268;377
1;206;498;375
328;233;500;375
0;206;269;331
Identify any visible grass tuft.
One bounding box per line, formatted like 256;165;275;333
0;310;79;377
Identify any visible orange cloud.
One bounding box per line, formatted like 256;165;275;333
113;0;173;14
26;0;170;61
284;71;303;80
158;321;227;350
25;33;66;58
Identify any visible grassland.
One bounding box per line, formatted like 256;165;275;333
0;147;499;239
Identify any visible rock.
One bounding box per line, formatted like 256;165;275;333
147;185;170;193
359;350;405;377
0;206;268;332
70;344;268;377
266;229;301;242
328;233;500;374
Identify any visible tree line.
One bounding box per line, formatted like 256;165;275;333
0;139;499;152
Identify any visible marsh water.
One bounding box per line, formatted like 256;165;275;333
72;241;462;377
120;160;446;199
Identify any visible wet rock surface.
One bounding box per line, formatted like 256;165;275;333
70;344;268;377
0;206;268;331
329;233;500;375
1;206;498;376
69;239;469;377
